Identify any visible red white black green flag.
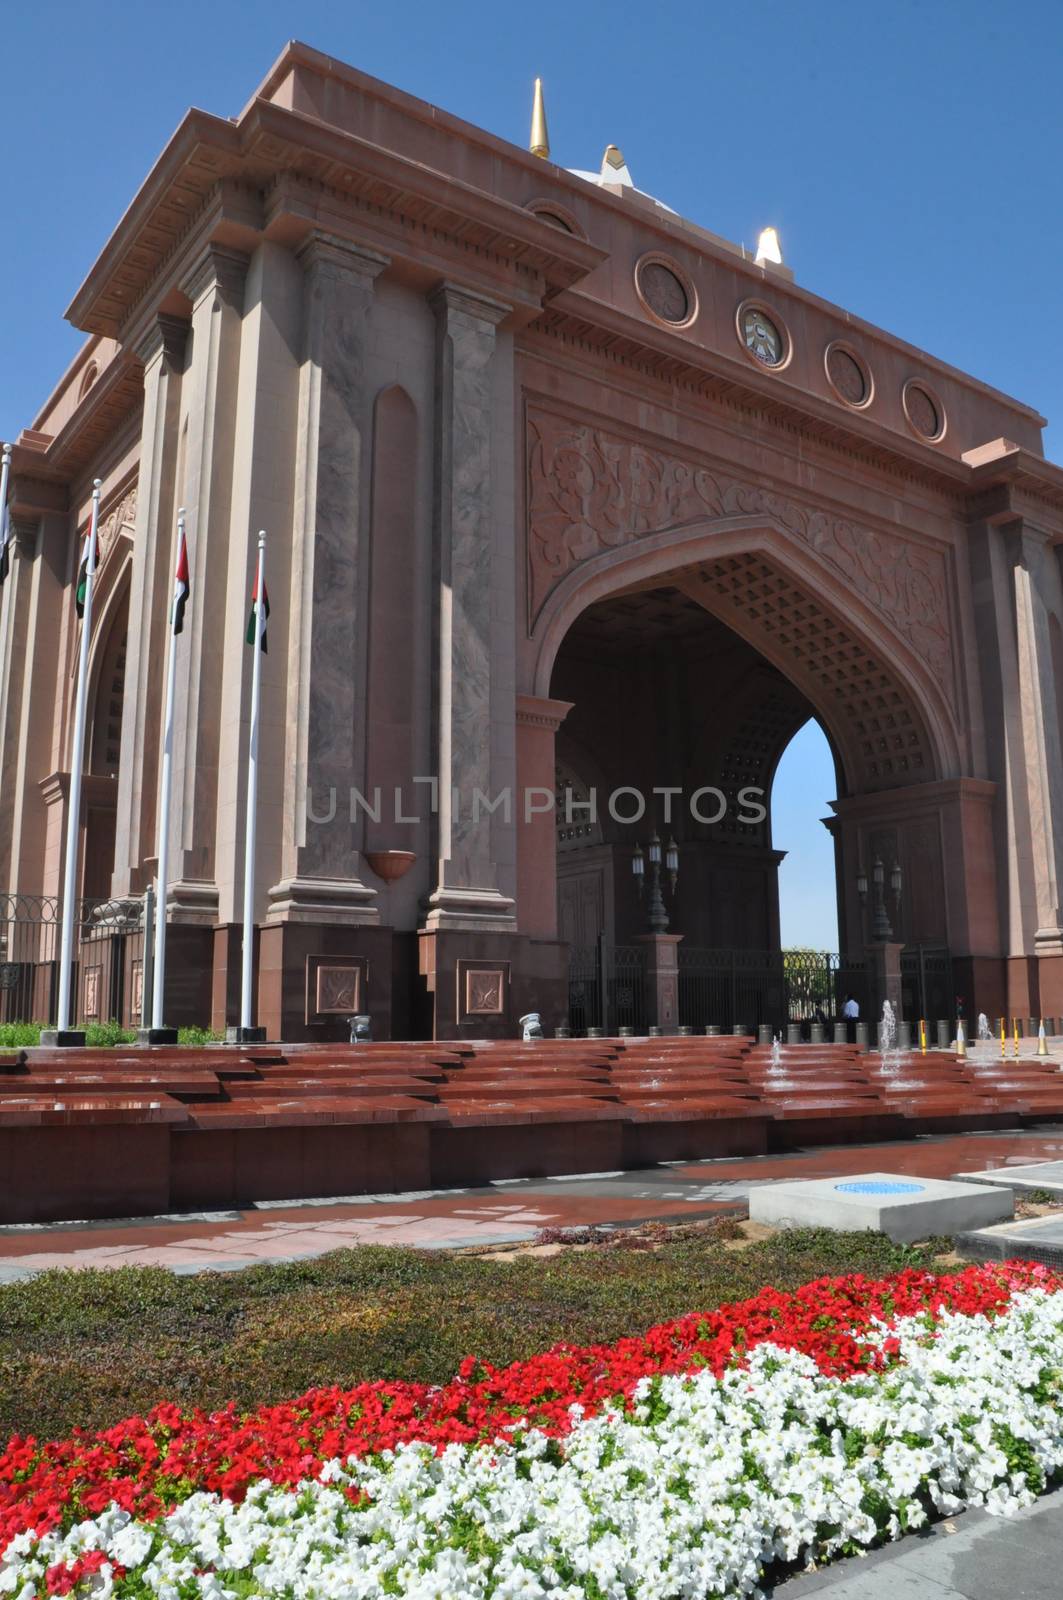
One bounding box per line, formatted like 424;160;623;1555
172;528;190;635
75;531;90;618
246;569;269;653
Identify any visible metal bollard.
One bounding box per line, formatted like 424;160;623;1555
732;1024;748;1036
554;1024;571;1038
678;1025;694;1036
833;1021;848;1044
648;1025;663;1037
897;1020;912;1050
587;1026;605;1038
705;1025;722;1036
618;1025;634;1037
786;1023;802;1045
757;1023;773;1045
855;1022;869;1050
810;1023;825;1044
936;1019;950;1049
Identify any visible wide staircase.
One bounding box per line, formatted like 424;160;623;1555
2;1036;1062;1221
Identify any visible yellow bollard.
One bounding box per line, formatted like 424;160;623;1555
1001;1015;1007;1059
1014;1018;1021;1059
1039;1019;1049;1058
920;1019;927;1055
956;1020;967;1059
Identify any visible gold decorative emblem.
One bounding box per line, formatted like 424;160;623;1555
742;307;783;366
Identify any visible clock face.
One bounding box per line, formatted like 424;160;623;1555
742;307;783;366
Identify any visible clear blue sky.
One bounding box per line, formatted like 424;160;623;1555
773;722;838;950
2;0;1059;948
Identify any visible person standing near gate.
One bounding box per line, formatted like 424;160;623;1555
842;994;860;1020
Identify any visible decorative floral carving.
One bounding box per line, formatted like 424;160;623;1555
96;483;138;565
527;410;951;687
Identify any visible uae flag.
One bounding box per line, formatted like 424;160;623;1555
171;528;190;635
75;530;90;618
246;569;270;653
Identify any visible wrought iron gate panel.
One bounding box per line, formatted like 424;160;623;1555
901;945;954;1022
609;945;647;1034
0;893;147;1026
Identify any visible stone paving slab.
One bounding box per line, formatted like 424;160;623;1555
953;1160;1063;1195
772;1488;1061;1597
957;1212;1063;1267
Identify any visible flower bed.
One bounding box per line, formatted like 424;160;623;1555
2;1261;1061;1597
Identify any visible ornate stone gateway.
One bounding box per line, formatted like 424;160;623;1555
2;44;1063;1038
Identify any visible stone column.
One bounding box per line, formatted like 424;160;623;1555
0;518;41;889
636;932;684;1032
112;314;187;895
867;940;905;1030
1012;525;1063;967
515;693;572;938
425;285;516;931
165;245;248;925
266;233;386;926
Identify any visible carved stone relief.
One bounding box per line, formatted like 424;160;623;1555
526;409;952;693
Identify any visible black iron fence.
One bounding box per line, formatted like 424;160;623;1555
0;893;148;1027
567;942;874;1035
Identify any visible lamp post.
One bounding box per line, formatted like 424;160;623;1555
857;856;902;942
632;830;679;933
857;856;904;1032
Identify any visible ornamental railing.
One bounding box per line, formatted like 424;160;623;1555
0;892;148;1026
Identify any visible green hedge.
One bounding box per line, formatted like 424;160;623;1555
0;1023;223;1048
0;1228;953;1441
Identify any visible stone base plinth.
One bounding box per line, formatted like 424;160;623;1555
750;1172;1012;1243
225;1026;267;1044
38;1029;86;1048
418;929;567;1039
137;1027;179;1046
256;921;397;1042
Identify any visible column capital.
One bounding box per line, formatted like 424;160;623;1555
429;282;510;328
515;693;573;733
7;517;40;559
295;231;389;284
134;312;189;370
180;243;249;310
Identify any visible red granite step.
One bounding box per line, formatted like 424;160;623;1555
186;1095;448;1128
0;1093;189;1125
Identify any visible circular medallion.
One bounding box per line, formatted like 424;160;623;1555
825;342;871;407
736;301;788;369
903;380;945;441
634;253;697;328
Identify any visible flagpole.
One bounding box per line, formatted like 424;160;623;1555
56;478;102;1038
151;508;184;1036
240;531;266;1036
0;442;12;688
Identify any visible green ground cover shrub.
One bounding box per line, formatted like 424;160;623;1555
0;1022;222;1048
0;1228;954;1441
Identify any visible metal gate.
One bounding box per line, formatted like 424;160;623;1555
566;938;647;1033
901;945;954;1023
0;893;147;1027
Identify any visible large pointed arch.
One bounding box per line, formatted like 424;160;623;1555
530;516;962;795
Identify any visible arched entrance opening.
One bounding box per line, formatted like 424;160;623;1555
536;538;972;1032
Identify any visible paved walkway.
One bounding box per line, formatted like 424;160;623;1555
774;1488;1061;1597
2;1127;1063;1279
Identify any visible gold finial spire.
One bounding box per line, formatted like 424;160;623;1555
530;77;550;159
